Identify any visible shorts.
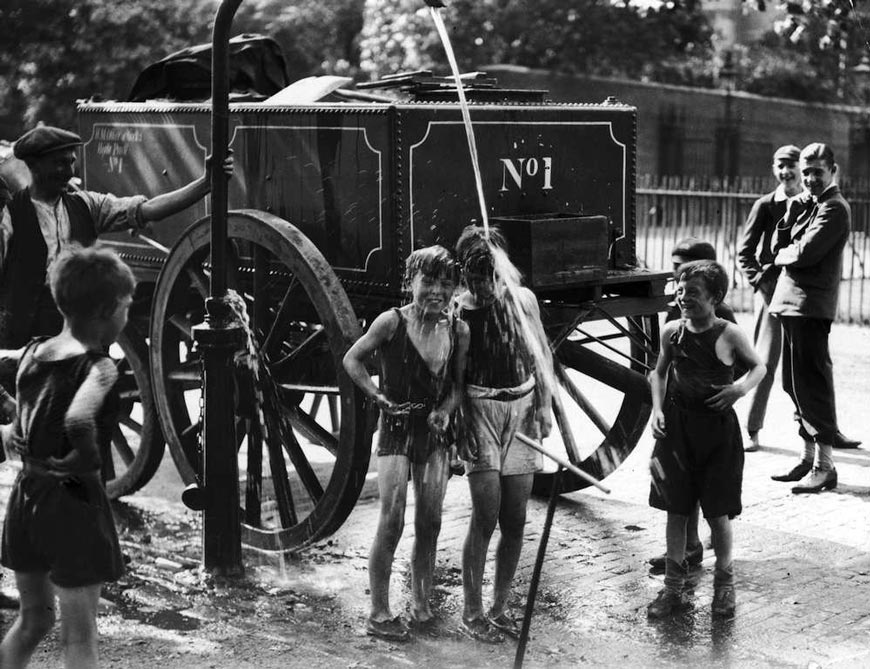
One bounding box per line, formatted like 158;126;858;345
1;471;125;587
648;400;744;519
461;390;541;476
377;411;449;465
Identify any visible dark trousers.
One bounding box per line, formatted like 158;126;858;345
780;316;837;444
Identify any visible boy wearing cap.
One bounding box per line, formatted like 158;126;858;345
769;143;853;493
0;125;233;348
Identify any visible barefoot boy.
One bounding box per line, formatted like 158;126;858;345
343;246;469;641
647;260;765;619
454;225;553;643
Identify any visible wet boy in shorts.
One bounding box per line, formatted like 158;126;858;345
454;225;553;643
343;246;469;641
647;260;765;619
0;246;135;667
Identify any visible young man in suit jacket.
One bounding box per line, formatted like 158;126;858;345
737;146;859;453
768;143;852;493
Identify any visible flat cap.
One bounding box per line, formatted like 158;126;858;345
773;144;800;163
13;126;82;161
671;237;717;262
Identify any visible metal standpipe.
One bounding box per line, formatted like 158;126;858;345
190;0;245;576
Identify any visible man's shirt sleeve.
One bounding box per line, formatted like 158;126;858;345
78;191;149;234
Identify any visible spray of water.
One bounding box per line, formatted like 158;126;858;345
427;5;560;443
428;7;489;233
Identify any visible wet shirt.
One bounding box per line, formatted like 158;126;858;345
668;320;734;413
458;299;533;389
379;308;455;411
11;338;118;467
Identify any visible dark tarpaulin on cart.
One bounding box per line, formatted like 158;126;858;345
127;33;290;102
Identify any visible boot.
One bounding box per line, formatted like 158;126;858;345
648;558;691;619
712;563;736;618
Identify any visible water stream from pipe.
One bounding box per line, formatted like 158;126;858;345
428;7;489;233
427;5;566;456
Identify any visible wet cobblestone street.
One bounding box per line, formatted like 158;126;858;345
2;316;869;668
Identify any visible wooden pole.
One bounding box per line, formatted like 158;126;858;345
515;432;611;494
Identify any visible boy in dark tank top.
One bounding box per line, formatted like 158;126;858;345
453;225;554;643
343;246;469;642
0;246;134;667
647;260;765;620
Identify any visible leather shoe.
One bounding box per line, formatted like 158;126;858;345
791;468;837;494
833;432;861;449
771;460;812;482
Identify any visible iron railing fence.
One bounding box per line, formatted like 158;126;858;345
636;175;870;325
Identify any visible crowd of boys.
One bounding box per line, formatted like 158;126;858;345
0;124;860;666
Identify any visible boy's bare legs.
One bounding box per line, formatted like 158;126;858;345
369;455;410;623
685;504;703;556
707;515;732;571
56;583;101;669
462;470;501;622
0;571;56;667
665;513;689;566
410;448;449;623
489;472;534;620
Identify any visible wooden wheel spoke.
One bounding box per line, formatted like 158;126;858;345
120;416;143;433
167;361;202;387
309;394;323;418
245;422;263;527
186;265;209;298
169;313;195;341
260;394;326;503
572;326;652;370
112;426;136;466
262;278;300;358
556;364;612;437
270;328;326;375
286;405;339;457
102;443;117;482
558;340;651;401
551;393;581;465
263;426;298;528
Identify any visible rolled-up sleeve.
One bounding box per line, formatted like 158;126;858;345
78;191;149;235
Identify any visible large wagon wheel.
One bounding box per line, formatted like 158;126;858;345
149;210;369;551
533;308;660;495
104;326;165;499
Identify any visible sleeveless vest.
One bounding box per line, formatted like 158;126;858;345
0;189;97;347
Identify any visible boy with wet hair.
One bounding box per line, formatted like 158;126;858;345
455;224;553;643
647;259;764;619
648;237;737;575
343;245;469;641
0;246;135;667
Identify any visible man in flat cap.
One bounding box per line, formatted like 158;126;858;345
769;143;854;493
0;125;233;349
738;144;858;454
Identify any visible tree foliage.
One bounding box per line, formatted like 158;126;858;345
0;0;215;134
360;0;713;80
233;0;365;80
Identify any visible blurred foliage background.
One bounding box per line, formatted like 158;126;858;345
0;0;867;135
